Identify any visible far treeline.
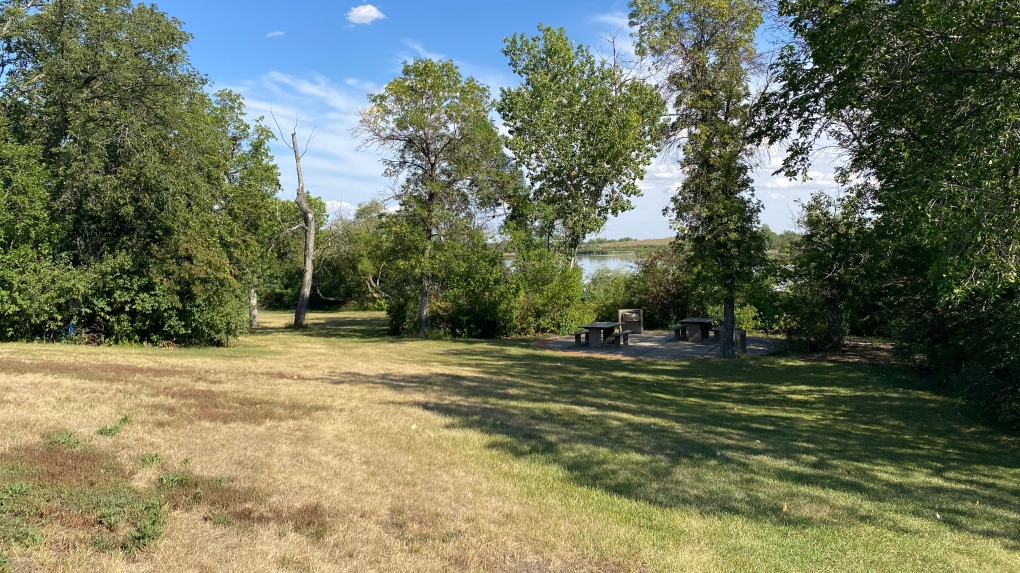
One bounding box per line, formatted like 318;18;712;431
0;1;1017;424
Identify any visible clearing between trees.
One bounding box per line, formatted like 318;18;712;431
1;312;1018;572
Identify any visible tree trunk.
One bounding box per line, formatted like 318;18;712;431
721;278;736;358
418;239;432;338
292;130;314;328
249;286;260;328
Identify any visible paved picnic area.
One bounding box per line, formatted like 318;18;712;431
533;330;776;360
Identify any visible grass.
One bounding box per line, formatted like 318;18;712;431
0;311;1018;572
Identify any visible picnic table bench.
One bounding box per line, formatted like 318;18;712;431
580;321;622;349
670;318;714;343
605;329;632;347
712;326;748;353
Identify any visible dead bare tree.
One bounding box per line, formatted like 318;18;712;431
273;111;317;328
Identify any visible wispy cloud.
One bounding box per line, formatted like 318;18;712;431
401;39;444;61
266;30;285;38
226;71;389;211
345;77;380;92
347;4;386;25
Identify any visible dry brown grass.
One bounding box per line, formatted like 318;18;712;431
0;312;616;572
1;311;1018;573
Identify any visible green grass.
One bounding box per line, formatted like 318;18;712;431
1;310;1018;571
297;313;1020;571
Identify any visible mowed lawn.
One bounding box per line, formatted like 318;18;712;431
1;312;1018;572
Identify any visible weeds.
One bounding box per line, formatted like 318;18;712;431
121;499;166;550
97;415;131;437
47;429;80;447
140;453;162;467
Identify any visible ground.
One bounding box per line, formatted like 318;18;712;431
1;311;1018;572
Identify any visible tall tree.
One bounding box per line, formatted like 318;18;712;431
631;0;767;357
354;58;506;338
209;89;286;328
756;0;1020;420
0;0;249;345
497;25;666;264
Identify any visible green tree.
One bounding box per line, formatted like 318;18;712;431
354;58;507;337
631;0;768;357
497;25;666;264
0;0;254;345
209;89;287;328
756;0;1020;421
785;192;875;351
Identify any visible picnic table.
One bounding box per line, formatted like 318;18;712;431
581;321;622;349
671;318;714;343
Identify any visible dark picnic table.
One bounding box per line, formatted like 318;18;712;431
671;317;715;343
581;321;622;349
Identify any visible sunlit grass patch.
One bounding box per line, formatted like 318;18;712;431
0;311;1018;572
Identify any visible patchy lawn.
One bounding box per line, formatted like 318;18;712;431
1;311;1017;572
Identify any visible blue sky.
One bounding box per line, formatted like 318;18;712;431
162;0;839;236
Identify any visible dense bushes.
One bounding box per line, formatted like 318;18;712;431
0;1;285;345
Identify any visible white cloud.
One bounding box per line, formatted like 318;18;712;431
592;12;629;29
226;71;390;213
266;30;285;38
347;4;385;25
345;77;380;92
401;39;444;61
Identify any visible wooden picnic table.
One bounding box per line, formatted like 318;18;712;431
581;321;621;349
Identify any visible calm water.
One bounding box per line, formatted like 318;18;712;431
576;253;638;276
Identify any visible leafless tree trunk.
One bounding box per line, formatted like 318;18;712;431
249;286;260;328
291;130;315;328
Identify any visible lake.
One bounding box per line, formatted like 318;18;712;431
576;253;638;276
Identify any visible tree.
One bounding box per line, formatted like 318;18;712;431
210;89;286;328
631;0;768;357
755;0;1020;421
354;58;506;338
0;0;249;345
497;25;666;264
785;192;874;351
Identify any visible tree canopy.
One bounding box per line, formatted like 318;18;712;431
497;25;666;262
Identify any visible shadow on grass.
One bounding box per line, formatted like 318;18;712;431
248;312;393;341
322;341;1020;547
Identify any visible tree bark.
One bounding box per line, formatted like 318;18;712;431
721;276;736;358
249;286;260;328
292;130;314;328
418;238;432;338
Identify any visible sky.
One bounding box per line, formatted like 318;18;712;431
160;0;840;237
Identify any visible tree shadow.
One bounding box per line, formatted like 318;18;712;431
319;341;1020;548
248;313;393;341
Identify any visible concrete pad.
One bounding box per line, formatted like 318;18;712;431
532;331;775;361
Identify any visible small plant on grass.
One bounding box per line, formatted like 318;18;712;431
158;471;194;489
122;499;166;551
97;415;131;437
140;453;162;467
48;429;80;448
0;550;9;573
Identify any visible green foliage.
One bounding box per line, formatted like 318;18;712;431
121;499;166;550
0;1;282;346
48;429;80;448
140;453;162;467
757;0;1020;421
355;58;510;337
583;268;642;325
506;233;590;335
498;25;666;259
783;193;878;350
97;415;130;437
631;0;767;357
